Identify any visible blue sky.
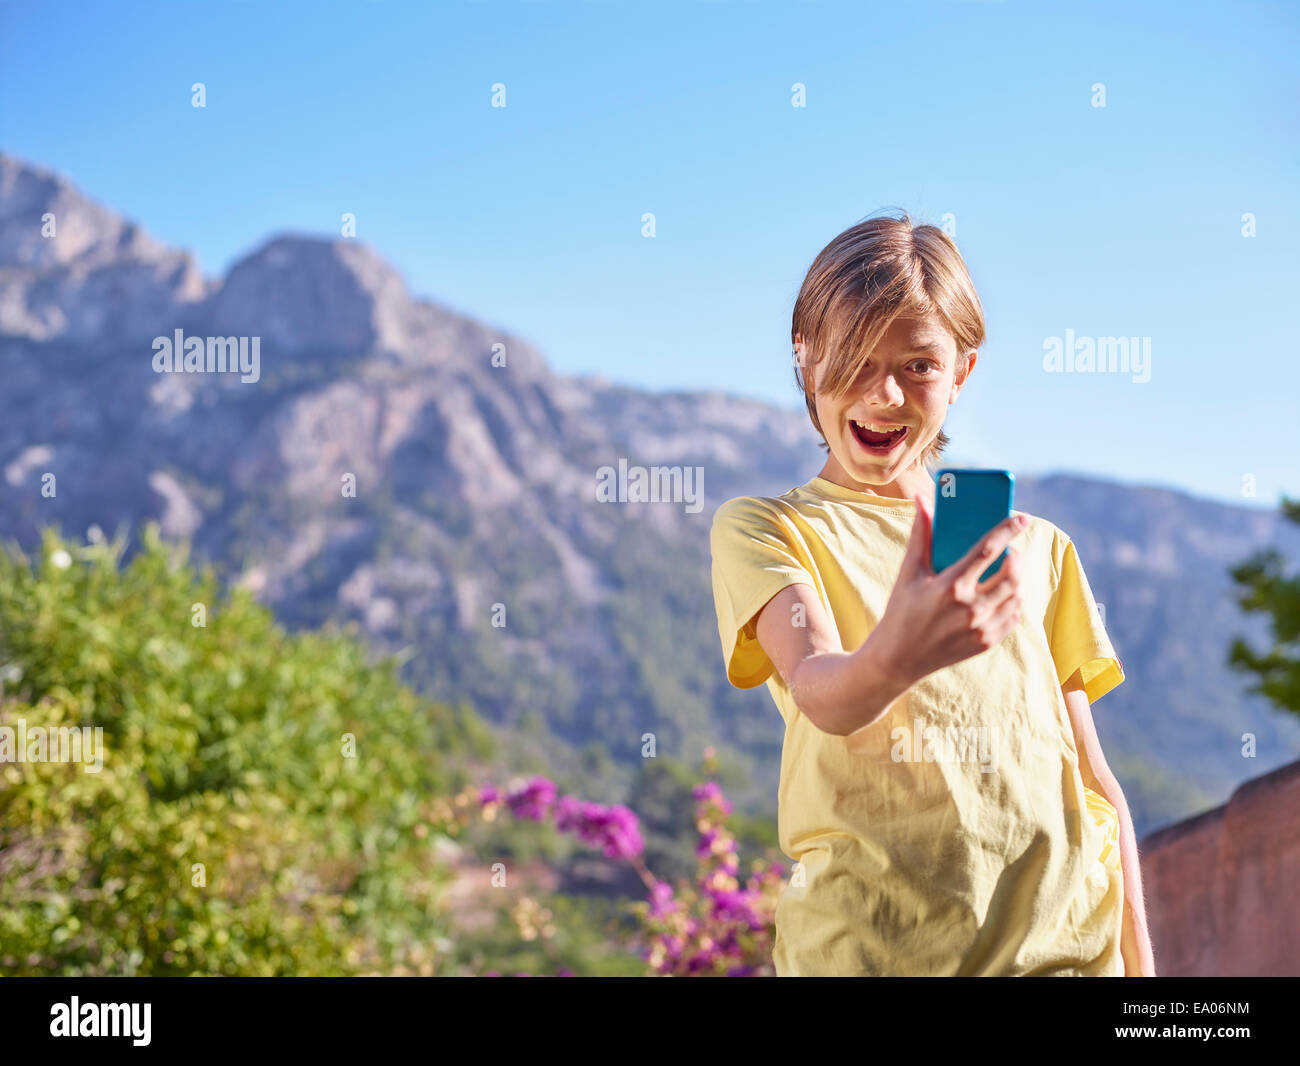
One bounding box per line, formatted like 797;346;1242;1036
2;0;1297;507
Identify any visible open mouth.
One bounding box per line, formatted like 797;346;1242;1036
849;419;909;454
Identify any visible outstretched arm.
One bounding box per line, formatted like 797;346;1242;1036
753;497;1028;736
755;582;911;736
1062;673;1156;976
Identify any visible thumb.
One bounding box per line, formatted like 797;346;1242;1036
901;489;934;577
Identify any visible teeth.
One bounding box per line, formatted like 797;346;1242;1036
853;420;906;432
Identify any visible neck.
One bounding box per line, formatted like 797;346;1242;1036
817;455;934;501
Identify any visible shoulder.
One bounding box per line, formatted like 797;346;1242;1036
712;481;817;527
709;493;807;565
710;494;784;535
1010;509;1063;539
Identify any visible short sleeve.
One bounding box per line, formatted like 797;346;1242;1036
1046;528;1124;703
709;496;818;689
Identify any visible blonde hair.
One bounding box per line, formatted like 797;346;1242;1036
792;210;986;468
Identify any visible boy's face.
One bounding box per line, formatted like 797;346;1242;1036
804;314;974;496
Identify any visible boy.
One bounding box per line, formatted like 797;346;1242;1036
709;212;1156;976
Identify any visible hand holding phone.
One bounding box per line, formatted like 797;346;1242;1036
861;472;1026;690
931;469;1015;581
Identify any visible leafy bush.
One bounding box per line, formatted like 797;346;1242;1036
0;523;494;975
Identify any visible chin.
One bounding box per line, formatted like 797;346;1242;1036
832;456;896;490
846;444;911;476
847;460;893;481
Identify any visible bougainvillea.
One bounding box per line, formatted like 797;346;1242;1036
475;750;784;977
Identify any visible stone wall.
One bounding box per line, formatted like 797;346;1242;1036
1139;759;1300;976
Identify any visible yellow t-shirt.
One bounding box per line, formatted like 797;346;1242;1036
709;475;1126;977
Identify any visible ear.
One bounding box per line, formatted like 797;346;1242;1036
793;334;808;370
950;349;977;403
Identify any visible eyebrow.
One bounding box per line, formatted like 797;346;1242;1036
904;342;947;358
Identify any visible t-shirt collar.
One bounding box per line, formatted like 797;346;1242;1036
803;476;919;508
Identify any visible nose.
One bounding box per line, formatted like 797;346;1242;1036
857;366;905;408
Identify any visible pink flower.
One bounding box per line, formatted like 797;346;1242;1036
555;796;644;859
692;781;734;815
695;827;720;858
648;881;678;918
708;888;765;931
505;776;557;821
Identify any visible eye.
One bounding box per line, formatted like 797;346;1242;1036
909;360;938;376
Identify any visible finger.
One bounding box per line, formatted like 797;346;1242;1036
970;553;1020;616
956;541;1017;602
972;586;1024;646
978;564;1022;617
952;515;1026;595
976;543;1021;597
988;588;1024;637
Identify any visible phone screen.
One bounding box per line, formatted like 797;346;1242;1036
930;469;1015;581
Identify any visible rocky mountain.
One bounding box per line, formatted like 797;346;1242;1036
3;152;1298;836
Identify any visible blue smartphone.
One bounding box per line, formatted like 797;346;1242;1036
930;469;1015;581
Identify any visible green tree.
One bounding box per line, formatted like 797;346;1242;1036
1228;497;1300;716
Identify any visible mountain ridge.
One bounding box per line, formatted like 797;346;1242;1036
2;152;1297;835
